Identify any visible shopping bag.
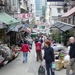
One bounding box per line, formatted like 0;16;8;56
38;65;45;75
52;62;56;69
52;62;56;72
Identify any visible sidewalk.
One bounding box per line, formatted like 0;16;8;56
0;42;35;75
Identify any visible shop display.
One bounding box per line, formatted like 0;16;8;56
0;44;20;66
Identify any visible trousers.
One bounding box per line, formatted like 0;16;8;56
66;58;75;75
46;62;55;75
36;51;42;61
23;52;28;62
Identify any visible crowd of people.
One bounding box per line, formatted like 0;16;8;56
18;35;75;75
20;35;55;75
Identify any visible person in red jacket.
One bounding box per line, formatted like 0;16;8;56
21;40;30;63
36;40;42;61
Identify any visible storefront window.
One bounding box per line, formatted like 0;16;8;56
73;15;75;25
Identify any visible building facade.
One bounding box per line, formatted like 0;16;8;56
35;0;46;24
27;0;36;24
46;2;69;26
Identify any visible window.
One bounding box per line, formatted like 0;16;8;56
57;8;61;13
64;19;67;23
68;18;71;24
64;8;67;13
73;15;75;25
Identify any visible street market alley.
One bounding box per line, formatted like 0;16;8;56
0;42;66;75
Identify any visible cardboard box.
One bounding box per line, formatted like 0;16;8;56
61;61;64;68
55;60;62;71
64;61;69;68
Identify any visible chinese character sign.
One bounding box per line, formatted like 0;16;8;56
16;13;31;19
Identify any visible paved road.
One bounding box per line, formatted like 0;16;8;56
0;43;67;75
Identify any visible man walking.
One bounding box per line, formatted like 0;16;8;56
66;37;75;75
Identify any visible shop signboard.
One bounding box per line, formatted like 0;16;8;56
14;13;31;19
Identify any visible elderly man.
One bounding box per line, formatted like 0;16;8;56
66;37;75;75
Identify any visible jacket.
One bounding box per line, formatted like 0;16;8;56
21;44;30;52
69;42;75;59
44;46;55;63
36;42;42;51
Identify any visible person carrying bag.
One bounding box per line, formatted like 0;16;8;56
43;40;55;75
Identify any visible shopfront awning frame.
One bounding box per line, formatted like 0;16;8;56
52;21;75;32
0;12;20;25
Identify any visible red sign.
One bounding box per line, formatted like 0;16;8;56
15;13;31;19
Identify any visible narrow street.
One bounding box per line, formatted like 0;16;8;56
0;42;66;75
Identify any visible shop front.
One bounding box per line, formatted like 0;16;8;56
0;12;20;47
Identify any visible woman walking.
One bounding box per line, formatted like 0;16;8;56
21;40;30;63
43;40;55;75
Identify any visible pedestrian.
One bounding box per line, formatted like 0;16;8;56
21;40;30;63
66;37;75;75
35;37;39;44
35;40;42;61
43;40;55;75
40;37;43;44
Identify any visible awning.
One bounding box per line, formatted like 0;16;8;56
20;6;27;11
52;21;75;32
11;25;22;32
19;27;30;33
62;6;75;18
0;12;20;25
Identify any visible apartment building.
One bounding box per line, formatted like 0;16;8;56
46;2;69;26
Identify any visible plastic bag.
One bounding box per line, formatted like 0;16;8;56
38;65;45;75
52;62;56;69
64;55;70;61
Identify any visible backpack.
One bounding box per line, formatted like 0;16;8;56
38;65;45;75
36;42;41;51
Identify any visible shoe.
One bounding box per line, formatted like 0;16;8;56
23;60;25;63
